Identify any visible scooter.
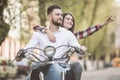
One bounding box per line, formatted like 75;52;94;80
16;45;85;80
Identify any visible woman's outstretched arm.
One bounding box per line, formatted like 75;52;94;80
74;16;113;39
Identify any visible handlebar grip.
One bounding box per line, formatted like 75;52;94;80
75;48;85;56
17;49;26;58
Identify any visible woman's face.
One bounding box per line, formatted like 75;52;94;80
63;14;74;30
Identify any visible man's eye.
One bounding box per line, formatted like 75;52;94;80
56;13;59;16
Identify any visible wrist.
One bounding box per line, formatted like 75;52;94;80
101;23;105;27
96;24;103;30
42;28;48;33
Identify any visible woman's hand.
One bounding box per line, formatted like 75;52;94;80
102;16;114;26
46;29;56;43
33;26;56;42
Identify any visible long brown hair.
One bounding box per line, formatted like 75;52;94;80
62;13;75;33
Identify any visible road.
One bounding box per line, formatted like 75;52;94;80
81;67;120;80
6;67;120;80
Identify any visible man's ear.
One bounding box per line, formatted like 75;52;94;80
47;15;51;21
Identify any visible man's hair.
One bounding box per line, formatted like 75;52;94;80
47;5;61;15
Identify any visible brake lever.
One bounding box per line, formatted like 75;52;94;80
75;48;85;56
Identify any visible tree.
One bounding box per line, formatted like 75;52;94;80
0;0;10;45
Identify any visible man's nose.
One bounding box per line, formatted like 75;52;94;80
59;15;63;20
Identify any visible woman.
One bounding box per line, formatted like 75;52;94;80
33;13;113;42
33;13;113;80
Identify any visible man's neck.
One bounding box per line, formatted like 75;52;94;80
49;23;59;32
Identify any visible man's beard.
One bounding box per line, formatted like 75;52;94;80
52;18;62;26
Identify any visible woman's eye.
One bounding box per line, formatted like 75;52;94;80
66;18;70;20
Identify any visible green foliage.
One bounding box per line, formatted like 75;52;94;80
0;19;10;45
0;0;10;45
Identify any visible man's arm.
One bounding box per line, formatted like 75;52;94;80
68;31;86;56
15;32;39;62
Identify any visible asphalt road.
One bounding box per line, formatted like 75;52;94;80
4;67;120;80
81;67;120;80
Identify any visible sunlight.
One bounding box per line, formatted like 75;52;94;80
114;0;120;7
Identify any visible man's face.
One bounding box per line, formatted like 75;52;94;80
50;9;63;26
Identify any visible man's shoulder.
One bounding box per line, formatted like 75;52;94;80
32;31;44;37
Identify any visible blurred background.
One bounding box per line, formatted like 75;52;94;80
0;0;120;80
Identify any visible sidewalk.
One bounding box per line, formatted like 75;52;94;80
81;67;120;80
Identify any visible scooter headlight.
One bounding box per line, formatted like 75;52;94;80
44;46;56;58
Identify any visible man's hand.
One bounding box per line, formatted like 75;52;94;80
15;56;23;62
103;16;114;26
81;46;87;51
15;49;26;62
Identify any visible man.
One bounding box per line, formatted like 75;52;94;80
16;5;84;80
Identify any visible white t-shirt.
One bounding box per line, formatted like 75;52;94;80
24;27;82;61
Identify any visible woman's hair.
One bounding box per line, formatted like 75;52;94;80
62;13;75;32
